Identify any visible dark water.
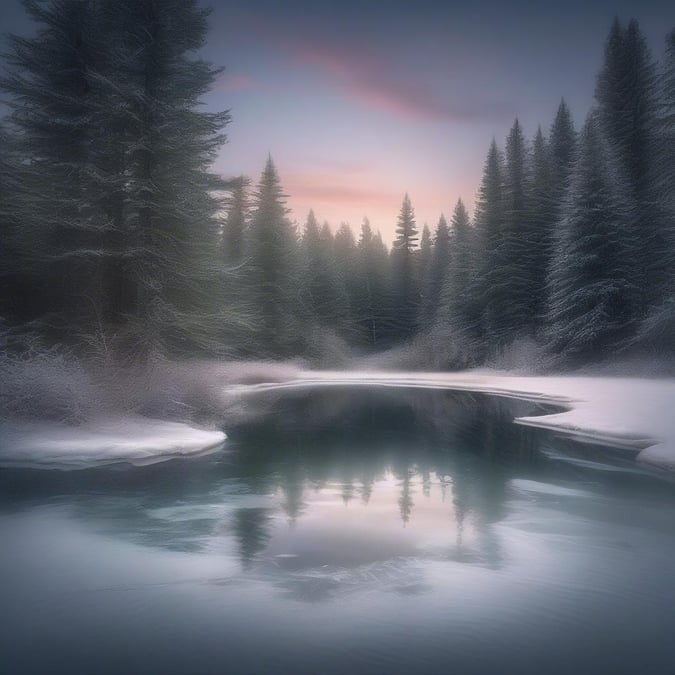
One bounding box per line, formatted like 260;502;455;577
1;387;674;675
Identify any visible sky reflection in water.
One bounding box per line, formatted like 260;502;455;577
1;388;674;675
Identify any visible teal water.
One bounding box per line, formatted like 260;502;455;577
1;387;674;675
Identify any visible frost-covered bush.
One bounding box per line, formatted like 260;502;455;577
0;320;306;426
360;326;477;372
0;333;102;423
90;356;305;425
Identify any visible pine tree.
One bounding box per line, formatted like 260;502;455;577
1;0;101;333
299;212;349;332
333;222;358;336
246;156;299;355
1;0;230;355
547;113;640;361
416;223;433;323
595;17;664;312
549;99;576;212
420;214;450;325
441;199;474;332
473;139;504;347
658;29;675;218
391;193;419;340
636;28;675;351
99;0;229;353
500;118;535;338
528;126;555;330
354;219;390;347
0;125;23;323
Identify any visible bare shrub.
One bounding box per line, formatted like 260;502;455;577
0;332;101;423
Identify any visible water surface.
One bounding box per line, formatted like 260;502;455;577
1;387;674;675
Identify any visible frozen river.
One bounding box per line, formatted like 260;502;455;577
1;386;674;674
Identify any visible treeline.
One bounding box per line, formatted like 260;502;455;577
223;17;675;365
1;5;673;368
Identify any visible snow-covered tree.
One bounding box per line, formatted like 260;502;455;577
635;28;675;352
547;113;640;361
595;18;665;311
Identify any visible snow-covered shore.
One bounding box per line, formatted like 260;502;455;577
1;367;673;471
230;370;675;471
0;416;226;469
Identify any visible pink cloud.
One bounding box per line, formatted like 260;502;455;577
290;43;508;123
285;170;396;207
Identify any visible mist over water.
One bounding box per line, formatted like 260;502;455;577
1;387;674;675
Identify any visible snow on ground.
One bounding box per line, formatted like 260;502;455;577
2;366;673;471
0;416;226;469
229;370;675;471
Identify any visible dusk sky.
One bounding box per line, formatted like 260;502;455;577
2;0;674;243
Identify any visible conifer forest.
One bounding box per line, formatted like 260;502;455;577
1;3;673;370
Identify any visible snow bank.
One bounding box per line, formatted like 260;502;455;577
0;415;226;469
229;370;675;471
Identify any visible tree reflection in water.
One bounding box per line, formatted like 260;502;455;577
224;386;555;574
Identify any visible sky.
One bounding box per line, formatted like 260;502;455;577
1;0;674;244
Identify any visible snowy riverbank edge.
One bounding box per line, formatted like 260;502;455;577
0;416;226;469
230;370;675;471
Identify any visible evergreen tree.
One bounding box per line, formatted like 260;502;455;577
99;0;229;352
547;113;640;361
420;214;450;325
1;0;100;332
549;99;576;212
333;222;359;336
1;0;230;355
298;209;321;321
299;213;349;334
246;156;299;355
372;230;399;347
416;223;433;324
354;218;391;347
499;118;535;338
636;28;675;350
391;193;419;340
528;126;555;330
657;29;675;219
441;199;473;332
473;139;505;347
595;18;664;310
0;124;31;323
